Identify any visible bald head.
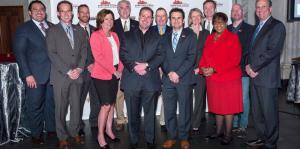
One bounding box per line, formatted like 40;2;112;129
231;3;244;22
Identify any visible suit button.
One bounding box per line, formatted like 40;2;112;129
72;54;74;56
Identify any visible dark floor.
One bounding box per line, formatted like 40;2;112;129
2;88;300;149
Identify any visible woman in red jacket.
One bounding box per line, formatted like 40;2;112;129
199;12;243;145
90;9;123;149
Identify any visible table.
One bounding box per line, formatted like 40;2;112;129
0;63;27;145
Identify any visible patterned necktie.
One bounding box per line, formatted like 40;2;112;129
66;26;74;49
123;20;129;32
159;27;164;36
39;22;46;35
172;32;178;52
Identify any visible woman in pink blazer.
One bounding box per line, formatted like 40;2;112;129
90;9;123;149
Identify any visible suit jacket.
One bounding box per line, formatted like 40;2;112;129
46;23;87;85
161;28;197;85
248;16;286;88
193;29;210;68
228;21;254;76
113;18;139;41
76;24;96;70
150;25;172;36
90;29;124;80
120;27;165;91
199;29;242;81
13;20;53;84
202;20;215;34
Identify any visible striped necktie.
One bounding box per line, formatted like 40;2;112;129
172;32;178;52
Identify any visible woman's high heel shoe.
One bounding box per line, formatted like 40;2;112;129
104;133;120;142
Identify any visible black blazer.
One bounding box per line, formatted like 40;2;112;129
150;25;172;36
120;27;165;91
76;24;96;68
113;18;139;40
248;17;286;88
228;21;254;76
161;28;197;85
13;20;53;84
193;29;210;68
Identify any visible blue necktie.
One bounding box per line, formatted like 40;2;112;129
172;32;178;52
250;22;263;49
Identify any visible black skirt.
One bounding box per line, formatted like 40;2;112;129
92;75;119;105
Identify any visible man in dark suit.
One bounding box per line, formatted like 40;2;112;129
46;1;87;149
150;7;171;132
13;0;55;145
120;7;165;149
161;8;197;149
203;0;216;33
245;0;286;149
113;0;139;131
228;3;254;138
76;4;99;136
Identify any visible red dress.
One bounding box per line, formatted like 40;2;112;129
199;29;243;115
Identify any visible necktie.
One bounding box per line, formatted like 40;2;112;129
66;26;74;49
207;21;211;32
159;27;164;36
123;20;129;32
84;26;89;37
250;22;263;50
39;22;46;35
172;32;178;52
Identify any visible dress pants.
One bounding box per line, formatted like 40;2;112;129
124;89;157;144
115;82;127;124
162;84;192;140
250;83;279;149
25;81;55;138
191;75;206;129
79;71;100;128
53;80;82;140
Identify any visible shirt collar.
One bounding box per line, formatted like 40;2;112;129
172;27;183;36
32;19;48;28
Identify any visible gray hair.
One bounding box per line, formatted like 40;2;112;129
117;0;131;11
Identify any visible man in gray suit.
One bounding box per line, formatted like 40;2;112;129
46;1;87;149
245;0;286;149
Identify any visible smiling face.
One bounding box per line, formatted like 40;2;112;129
190;11;202;25
256;0;272;21
155;9;168;27
29;3;46;22
138;9;153;31
78;6;90;24
203;1;216;19
213;18;226;34
57;3;73;24
170;11;184;31
101;13;114;31
118;1;131;19
231;4;243;22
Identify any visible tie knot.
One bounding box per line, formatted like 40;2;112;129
173;32;178;37
39;22;44;27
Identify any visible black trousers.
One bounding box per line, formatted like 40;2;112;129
250;84;279;149
124;89;158;144
79;72;100;128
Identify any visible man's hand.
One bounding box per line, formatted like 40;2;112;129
68;68;82;80
245;64;258;78
134;62;148;76
194;68;199;75
168;71;179;83
26;75;37;88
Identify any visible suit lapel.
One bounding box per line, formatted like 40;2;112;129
58;23;73;50
253;17;273;47
72;25;79;50
30;20;45;39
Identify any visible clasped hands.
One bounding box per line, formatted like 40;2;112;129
245;64;258;78
134;62;148;76
67;68;82;80
201;67;215;77
168;71;179;84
